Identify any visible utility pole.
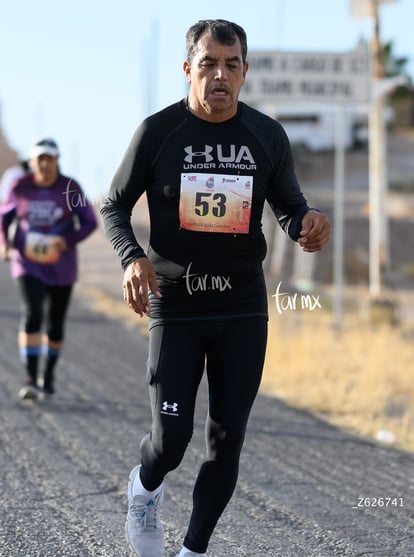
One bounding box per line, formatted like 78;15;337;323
369;0;388;297
350;0;396;297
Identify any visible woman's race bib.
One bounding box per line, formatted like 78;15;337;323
24;232;60;264
179;173;253;234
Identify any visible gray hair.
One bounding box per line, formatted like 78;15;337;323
185;19;248;65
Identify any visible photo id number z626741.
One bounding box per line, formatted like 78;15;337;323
352;497;404;509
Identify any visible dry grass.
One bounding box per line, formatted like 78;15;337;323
262;294;414;451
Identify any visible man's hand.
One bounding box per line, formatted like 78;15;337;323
123;257;161;317
298;210;331;252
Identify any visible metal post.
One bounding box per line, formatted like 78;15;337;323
333;105;346;330
369;94;382;296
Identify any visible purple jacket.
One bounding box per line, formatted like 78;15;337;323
0;173;97;285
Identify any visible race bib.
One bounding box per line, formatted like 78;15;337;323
179;173;253;234
24;232;60;264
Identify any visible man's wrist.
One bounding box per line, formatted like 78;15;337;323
122;252;147;271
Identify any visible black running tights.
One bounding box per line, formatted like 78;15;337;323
139;317;268;553
17;274;73;341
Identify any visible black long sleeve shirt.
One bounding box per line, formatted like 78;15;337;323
101;99;311;321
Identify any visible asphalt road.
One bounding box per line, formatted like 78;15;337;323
1;242;414;556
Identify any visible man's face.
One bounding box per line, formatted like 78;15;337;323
30;154;59;186
183;32;248;122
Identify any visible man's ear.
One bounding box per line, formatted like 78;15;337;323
242;61;249;83
183;61;191;84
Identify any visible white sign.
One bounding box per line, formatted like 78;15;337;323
240;50;370;104
350;0;397;19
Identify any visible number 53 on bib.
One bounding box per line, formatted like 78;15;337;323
179;173;253;234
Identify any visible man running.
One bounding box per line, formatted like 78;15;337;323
101;19;330;557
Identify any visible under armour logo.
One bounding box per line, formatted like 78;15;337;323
161;401;179;415
184;145;214;163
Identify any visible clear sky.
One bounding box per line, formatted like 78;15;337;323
0;0;412;199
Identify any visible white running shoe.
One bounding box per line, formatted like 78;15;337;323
125;465;165;557
18;384;39;400
176;547;206;557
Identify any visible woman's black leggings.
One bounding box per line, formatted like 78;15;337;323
17;274;73;341
140;317;268;554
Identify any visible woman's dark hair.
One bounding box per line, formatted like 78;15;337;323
186;19;248;65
